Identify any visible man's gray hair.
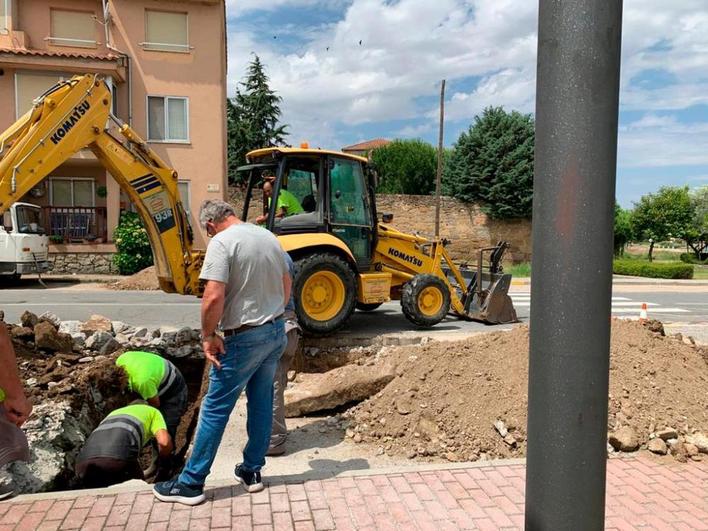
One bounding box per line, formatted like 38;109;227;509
199;199;236;229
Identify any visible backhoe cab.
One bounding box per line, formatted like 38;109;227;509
238;148;518;335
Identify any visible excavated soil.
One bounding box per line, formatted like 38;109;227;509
345;320;708;462
109;266;160;291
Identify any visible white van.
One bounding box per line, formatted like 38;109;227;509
0;203;52;280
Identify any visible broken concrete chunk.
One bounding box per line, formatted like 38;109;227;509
58;321;82;336
647;438;667;455
99;337;122;356
494;419;508;438
608;427;639;452
38;312;61;328
81;315;113;336
85;331;114;351
284;359;396;417
34;321;73;353
132;327;149;339
11;326;34;340
656;428;678;441
20;311;38;329
669;440;688;463
686;433;708;454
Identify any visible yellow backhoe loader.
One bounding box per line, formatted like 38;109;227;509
237;148;518;334
0;73;517;336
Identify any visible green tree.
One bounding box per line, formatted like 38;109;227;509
370;139;438;194
631;186;694;261
685;186;708;259
443;106;534;219
613;203;633;256
227;55;288;185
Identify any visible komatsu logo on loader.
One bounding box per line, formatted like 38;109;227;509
387;247;423;267
50;100;91;145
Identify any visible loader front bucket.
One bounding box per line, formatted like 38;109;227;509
462;242;519;325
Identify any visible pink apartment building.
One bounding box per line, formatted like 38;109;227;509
0;0;227;271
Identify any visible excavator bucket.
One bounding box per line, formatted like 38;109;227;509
462;242;518;324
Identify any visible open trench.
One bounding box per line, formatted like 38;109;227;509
6;321;211;494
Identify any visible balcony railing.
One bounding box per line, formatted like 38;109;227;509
43;207;107;243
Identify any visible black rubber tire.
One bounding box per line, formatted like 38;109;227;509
293;252;357;335
401;274;451;327
356;302;383;312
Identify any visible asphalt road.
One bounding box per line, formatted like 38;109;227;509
0;283;706;338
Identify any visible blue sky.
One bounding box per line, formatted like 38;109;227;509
225;0;708;207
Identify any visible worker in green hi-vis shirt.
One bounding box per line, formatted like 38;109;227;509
256;180;304;224
75;402;172;488
115;351;188;451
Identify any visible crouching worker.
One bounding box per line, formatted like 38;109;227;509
75;402;172;488
115;351;188;451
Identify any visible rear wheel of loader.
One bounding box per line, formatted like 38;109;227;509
401;274;451;327
294;253;357;335
356;302;383;312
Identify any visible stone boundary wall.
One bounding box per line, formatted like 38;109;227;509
49;252;118;275
376;195;532;263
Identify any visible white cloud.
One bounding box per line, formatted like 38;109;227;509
619;115;708;167
227;0;708;159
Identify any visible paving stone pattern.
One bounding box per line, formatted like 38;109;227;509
0;456;706;530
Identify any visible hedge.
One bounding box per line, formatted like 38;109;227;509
613;260;694;279
679;253;708;265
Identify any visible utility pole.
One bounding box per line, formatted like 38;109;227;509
525;1;623;530
434;79;445;238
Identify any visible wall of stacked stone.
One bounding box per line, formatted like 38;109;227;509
49;253;118;275
375;195;532;263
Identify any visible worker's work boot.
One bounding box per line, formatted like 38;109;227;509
234;464;264;493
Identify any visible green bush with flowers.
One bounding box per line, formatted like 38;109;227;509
112;212;153;275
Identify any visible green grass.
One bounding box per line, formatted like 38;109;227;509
693;265;708;280
621;250;683;262
508;262;531;277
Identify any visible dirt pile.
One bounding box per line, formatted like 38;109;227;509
3;312;207;493
109;265;160;291
343;320;708;463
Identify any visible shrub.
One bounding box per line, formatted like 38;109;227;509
112;212;153;275
613;260;693;279
680;253;708;264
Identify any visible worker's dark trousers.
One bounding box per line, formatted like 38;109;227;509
76;457;143;488
270;328;300;451
161;376;189;444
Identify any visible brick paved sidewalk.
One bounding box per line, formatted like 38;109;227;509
0;456;706;530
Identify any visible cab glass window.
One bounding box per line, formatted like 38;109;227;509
329;158;369;225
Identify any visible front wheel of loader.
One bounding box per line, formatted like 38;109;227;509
401;274;451;328
294;253;357;335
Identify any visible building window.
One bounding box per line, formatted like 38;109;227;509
49;9;96;48
15;72;64;118
49;178;95;207
178;181;191;216
143;10;189;52
147;96;189;142
0;0;9;34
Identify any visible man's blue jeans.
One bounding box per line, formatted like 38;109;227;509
178;319;286;488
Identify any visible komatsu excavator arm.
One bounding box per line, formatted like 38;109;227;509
0;74;203;294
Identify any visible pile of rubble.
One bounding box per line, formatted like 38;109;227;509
2;311;205;494
282;320;708;464
6;310;203;360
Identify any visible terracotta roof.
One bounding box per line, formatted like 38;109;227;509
0;48;122;61
341;138;390;151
